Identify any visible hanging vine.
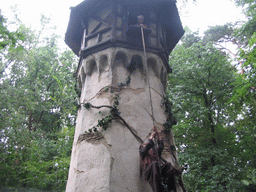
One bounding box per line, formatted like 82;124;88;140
77;76;143;143
118;76;131;87
162;96;177;132
83;94;121;132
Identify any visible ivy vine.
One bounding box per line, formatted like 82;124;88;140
79;76;138;138
118;76;131;87
83;94;121;133
162;96;177;132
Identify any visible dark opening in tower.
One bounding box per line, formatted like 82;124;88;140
126;10;151;46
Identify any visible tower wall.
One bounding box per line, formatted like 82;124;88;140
66;47;179;191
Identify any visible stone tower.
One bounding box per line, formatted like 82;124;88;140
65;0;184;191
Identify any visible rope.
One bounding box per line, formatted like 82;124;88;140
140;25;164;178
140;25;156;127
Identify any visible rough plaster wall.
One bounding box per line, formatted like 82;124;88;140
66;47;180;192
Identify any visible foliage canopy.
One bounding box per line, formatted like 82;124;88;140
0;12;77;191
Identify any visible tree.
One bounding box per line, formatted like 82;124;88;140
168;32;247;191
230;1;256;189
0;13;77;191
233;0;256;41
171;1;256;190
